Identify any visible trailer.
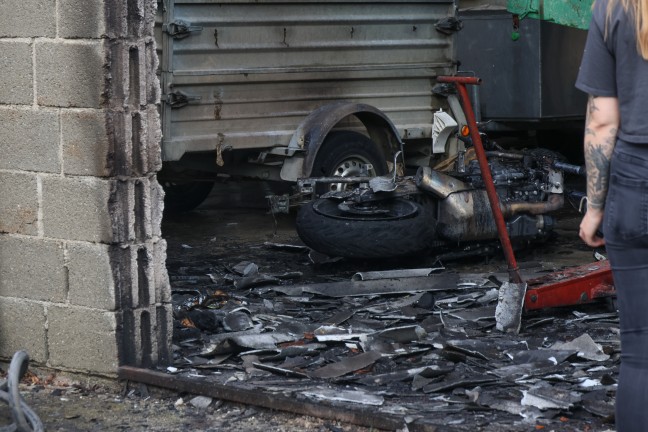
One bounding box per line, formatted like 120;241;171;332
156;0;459;211
155;0;590;212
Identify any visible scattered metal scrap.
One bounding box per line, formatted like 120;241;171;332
121;259;620;431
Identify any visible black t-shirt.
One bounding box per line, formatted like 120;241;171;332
576;0;648;143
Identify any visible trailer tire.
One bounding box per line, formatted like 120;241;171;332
311;131;388;194
162;181;215;213
296;197;437;259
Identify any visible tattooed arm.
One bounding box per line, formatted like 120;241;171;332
579;95;619;247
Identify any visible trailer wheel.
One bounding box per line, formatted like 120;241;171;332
296;197;437;259
311;131;388;194
162;181;215;213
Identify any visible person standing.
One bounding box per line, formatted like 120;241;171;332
577;0;648;430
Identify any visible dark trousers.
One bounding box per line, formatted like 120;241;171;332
604;141;648;432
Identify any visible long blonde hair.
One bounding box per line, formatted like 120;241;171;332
606;0;648;59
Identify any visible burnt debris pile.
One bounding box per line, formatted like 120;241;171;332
167;254;618;432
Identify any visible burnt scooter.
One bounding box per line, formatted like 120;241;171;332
295;77;583;260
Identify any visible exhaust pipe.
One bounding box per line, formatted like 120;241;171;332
501;193;564;217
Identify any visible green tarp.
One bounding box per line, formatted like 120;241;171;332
507;0;594;29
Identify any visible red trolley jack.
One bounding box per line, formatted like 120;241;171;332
524;260;615;311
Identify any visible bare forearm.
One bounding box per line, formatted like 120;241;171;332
583;95;619;210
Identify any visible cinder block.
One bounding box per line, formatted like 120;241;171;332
67;242;116;310
127;44;145;109
144;40;160;105
110;243;158;310
134;179;152;240
35;41;104;108
118;306;158;367
156;304;173;365
103;0;127;39
0;172;39;236
109;245;136;310
149;177;164;237
61;109;112;176
152;239;170;304
58;0;106;38
126;0;145;38
105;43;127;109
0;235;66;302
131;112;145;175
106;111;133;176
0;41;33;105
143;2;158;38
42;176;114;242
135;246;154;307
0;108;60;173
0;0;56;38
146;106;163;173
0;298;47;363
110;179;136;243
47;306;119;374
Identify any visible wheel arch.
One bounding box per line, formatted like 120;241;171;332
280;102;403;181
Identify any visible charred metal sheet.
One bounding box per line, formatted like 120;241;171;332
271;274;459;297
308;351;382;379
352;268;442;281
522;382;582;410
549;333;609;362
164;227;620;431
422;373;497;393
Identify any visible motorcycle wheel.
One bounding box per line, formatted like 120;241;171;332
296;197;437;259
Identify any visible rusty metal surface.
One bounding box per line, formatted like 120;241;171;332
158;0;455;161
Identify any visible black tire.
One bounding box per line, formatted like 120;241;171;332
311;131;388;195
162;181;215;213
296;197;437;259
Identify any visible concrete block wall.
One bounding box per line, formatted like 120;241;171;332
0;0;170;376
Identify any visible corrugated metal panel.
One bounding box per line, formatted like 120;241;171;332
159;0;456;161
